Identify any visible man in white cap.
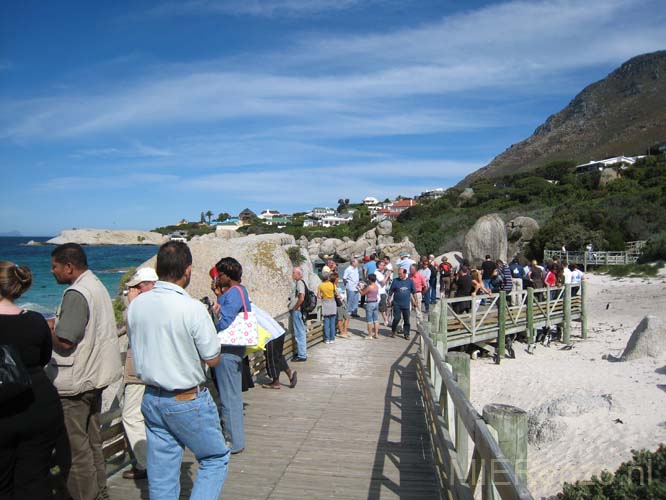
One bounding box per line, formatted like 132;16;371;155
121;267;158;480
396;252;415;274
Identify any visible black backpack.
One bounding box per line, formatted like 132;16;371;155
299;280;317;315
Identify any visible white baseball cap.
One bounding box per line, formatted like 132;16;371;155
127;267;158;287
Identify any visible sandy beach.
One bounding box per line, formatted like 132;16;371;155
469;269;666;499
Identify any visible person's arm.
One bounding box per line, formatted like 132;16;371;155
53;290;88;353
216;288;245;331
291;281;305;312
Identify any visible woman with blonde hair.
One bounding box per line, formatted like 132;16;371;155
0;261;69;499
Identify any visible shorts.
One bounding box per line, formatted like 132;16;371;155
337;304;350;321
378;294;388;312
365;302;379;323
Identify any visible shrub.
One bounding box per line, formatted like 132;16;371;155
639;232;666;263
286;246;305;266
557;444;666;499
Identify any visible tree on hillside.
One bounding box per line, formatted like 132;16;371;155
200;212;205;223
216;212;230;222
205;210;213;224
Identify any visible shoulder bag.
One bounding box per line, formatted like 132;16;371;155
0;344;32;403
217;286;259;347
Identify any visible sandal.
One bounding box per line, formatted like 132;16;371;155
289;371;298;388
261;384;281;390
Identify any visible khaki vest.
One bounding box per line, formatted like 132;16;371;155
49;270;122;396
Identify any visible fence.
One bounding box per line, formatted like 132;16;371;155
545;240;645;270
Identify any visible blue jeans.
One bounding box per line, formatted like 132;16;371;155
365;301;379;323
429;284;437;304
291;310;307;359
346;290;360;314
142;387;229;500
214;352;245;453
323;314;336;341
391;305;411;336
423;289;430;312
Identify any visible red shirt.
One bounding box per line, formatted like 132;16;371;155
410;272;428;292
544;270;557;287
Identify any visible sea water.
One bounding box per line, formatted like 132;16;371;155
0;237;157;314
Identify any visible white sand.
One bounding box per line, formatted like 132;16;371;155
468;269;666;499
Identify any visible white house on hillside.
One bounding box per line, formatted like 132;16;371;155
310;207;336;219
362;196;380;205
575;155;646;174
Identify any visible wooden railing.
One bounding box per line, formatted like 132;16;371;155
431;284;585;358
416;326;534;500
544;241;645;269
102;306;324;472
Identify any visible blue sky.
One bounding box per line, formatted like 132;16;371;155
2;0;665;236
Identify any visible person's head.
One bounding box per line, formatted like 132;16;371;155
370;253;377;261
442;256;448;263
531;259;538;268
215;257;243;287
485;254;492;260
495;259;504;267
460;265;469;275
368;273;377;284
292;266;303;281
377;260;385;271
0;261;32;301
471;268;480;280
330;271;339;283
51;243;88;284
126;267;158;294
420;259;428;268
156;241;192;287
409;264;418;276
383;256;390;264
398;267;408;279
350;258;358;268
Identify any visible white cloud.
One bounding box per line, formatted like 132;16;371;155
38;173;179;192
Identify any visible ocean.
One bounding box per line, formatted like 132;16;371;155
0;237;158;314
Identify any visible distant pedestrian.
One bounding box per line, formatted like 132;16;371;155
417;258;432;313
409;263;427;322
452;266;473;314
374;261;391;327
290;267;307;362
496;259;513;304
49;243;122;500
359;274;380;339
318;273;337;344
128;241;228;499
427;255;438;305
343;258;361;317
388;267;417;340
439;256;453;298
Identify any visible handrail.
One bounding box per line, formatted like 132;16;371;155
417;328;534;500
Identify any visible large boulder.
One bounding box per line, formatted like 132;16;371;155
463;214;508;267
318;238;344;258
620;315;666;361
380;239;418;263
137;233;319;317
507;216;540;258
377;220;393;235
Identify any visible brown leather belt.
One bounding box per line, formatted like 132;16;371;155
149;385;204;401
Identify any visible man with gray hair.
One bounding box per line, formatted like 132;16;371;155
290;267;307;362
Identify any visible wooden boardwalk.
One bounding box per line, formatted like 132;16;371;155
107;317;441;499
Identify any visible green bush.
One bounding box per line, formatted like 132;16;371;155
558;445;666;499
639;232;666;263
598;262;664;278
286;246;305;266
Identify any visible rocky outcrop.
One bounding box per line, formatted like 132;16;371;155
507;216;540;258
306;221;417;263
47;229;167;246
136;233;320;317
463;214;508;267
620;315;666;361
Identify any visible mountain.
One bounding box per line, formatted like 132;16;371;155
460;51;666;185
0;231;22;237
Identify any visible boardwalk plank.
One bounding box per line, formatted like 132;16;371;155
107;317;440;499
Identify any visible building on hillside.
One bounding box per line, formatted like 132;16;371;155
218;217;241;225
419;188;446;200
310;207;336;219
258;209;281;220
574;155;646;174
372;198;417;222
320;214;353;227
238;208;257;224
303;219;319;228
263;216;290;227
362;196;380;205
391;199;417;212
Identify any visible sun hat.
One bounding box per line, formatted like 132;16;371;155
127;267;159;287
399;251;409;257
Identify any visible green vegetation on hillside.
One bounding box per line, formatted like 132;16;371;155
152;222;215;238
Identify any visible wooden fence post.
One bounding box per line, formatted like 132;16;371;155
439;299;448;354
526;287;534;345
482;404;529;489
430;306;440;335
447;352;470;474
497;292;506;363
563;283;572;345
581;279;587;339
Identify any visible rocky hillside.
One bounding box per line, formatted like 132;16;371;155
47;228;167;245
460;50;666;185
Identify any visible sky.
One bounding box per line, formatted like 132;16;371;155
2;0;665;236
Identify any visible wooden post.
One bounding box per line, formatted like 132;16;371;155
482;403;529;487
583;250;587;272
439;299;449;354
581;279;588;339
563;283;572;345
429;306;440;335
497;292;506;363
447;352;470;474
526;287;534;345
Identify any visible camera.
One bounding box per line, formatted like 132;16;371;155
201;296;220;324
122;289;129;296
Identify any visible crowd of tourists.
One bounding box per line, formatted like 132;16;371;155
0;242;584;500
0;241;298;500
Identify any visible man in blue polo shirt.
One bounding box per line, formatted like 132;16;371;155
388;267;417;340
128;241;228;500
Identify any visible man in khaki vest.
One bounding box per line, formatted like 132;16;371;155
50;243;122;500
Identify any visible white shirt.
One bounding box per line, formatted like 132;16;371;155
374;270;387;295
563;267;573;284
343;265;360;291
571;269;583;284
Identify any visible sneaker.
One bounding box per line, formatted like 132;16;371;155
292;356;307;362
122;467;147;480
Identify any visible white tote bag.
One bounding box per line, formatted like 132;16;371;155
217;286;259;346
